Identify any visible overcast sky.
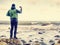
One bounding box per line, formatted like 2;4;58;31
0;0;60;21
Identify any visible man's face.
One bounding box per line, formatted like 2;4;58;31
12;6;15;8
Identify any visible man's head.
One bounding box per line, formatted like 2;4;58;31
11;4;16;10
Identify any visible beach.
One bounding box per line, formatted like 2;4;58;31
0;24;60;45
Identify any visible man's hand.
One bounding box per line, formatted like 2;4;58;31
19;6;22;13
19;6;22;9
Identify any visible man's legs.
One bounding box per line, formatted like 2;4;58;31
14;20;18;39
10;21;14;38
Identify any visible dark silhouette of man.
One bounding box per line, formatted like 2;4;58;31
7;4;22;39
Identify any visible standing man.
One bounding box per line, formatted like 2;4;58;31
7;4;22;39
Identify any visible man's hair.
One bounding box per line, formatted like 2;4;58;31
12;4;15;6
11;4;16;9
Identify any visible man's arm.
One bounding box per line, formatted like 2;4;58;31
16;6;22;13
7;10;10;16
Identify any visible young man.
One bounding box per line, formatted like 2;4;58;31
7;4;22;39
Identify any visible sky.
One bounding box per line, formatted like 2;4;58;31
0;0;60;21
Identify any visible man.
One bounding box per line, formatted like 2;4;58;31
7;4;22;39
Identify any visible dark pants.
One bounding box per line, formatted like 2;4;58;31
10;18;18;38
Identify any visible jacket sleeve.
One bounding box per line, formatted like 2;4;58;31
6;10;10;16
16;9;22;13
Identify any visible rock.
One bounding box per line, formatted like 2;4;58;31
24;43;30;45
21;40;26;44
57;40;60;43
0;41;7;45
29;40;32;42
38;32;43;34
0;35;6;37
0;38;23;45
55;40;60;45
49;40;54;42
33;28;39;30
32;41;40;45
41;38;44;40
54;35;60;37
29;35;33;37
1;38;7;42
